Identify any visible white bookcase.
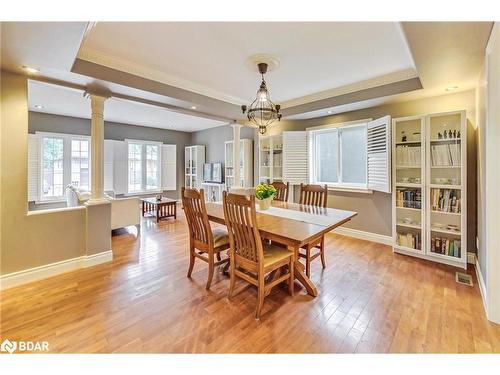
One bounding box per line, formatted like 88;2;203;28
392;110;466;269
185;145;205;189
224;139;253;189
258;135;283;184
201;182;226;202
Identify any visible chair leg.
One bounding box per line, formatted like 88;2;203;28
255;273;265;320
206;254;215;290
320;236;326;269
288;258;295;296
305;247;311;277
227;252;236;299
187;244;195;278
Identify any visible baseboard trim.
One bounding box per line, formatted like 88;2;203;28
332;227;392;246
0;250;113;290
475;259;489;320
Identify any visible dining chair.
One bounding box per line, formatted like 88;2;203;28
222;191;294;320
271;181;289;202
182;187;230;290
298;183;329;277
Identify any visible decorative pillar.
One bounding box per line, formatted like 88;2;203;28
87;93;108;204
232;123;242;188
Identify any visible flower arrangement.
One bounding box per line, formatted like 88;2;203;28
255;183;277;210
255;183;277;200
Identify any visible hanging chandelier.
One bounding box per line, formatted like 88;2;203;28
241;62;282;135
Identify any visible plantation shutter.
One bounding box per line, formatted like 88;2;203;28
104;140;114;192
366;115;391;193
113;140;127;195
283;131;308;185
28;134;40;201
161;144;177;191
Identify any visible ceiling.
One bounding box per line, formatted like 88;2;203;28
28;80;227;132
78;22;416;105
0;21;494;127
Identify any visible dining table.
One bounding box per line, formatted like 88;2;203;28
205;200;357;297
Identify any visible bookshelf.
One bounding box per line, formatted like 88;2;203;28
224;139;253;189
185;145;205;189
258;135;283;184
392;110;466;269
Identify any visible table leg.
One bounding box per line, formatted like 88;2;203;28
156;205;160;223
288;245;318;297
174;203;177;219
142;201;145;217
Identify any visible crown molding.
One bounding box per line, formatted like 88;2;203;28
281;68;419;109
77;47;247;105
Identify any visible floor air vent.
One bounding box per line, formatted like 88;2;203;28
455;272;473;286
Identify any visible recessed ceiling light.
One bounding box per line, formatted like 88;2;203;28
34;104;44;109
445;86;459;92
22;65;39;74
191;106;197;110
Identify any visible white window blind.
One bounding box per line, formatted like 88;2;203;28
113;140;128;195
161;144;177;191
366;115;391;193
283;131;308;184
28;134;40;202
104;140;114;192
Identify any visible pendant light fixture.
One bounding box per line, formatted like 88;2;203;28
241;62;282;135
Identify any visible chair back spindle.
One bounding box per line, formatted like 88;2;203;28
271;181;289;202
299;184;328;208
222;192;263;264
182;187;213;247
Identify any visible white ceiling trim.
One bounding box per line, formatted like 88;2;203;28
281;68;419;109
77;47;247;105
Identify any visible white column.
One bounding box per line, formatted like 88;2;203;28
87;94;108;204
232;123;242;188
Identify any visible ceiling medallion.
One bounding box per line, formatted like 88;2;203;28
241;62;282;135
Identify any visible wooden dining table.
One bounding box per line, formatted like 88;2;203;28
205;200;357;297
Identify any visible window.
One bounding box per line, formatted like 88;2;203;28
127;141;161;193
145;144;159;190
128;143;142;192
42;137;64;199
310;122;367;189
71;139;90;191
39;133;91;200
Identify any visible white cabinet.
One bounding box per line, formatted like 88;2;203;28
258;135;283;184
225;139;253;189
392;110;466;269
185;145;205;189
201;182;226;202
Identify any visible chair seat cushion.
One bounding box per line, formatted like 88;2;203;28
262;243;293;267
213;227;230;248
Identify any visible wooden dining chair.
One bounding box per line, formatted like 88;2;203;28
298;183;329;277
222;191;294;320
182;187;230;290
271;181;289;202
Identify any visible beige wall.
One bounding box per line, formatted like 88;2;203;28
1;71;87;274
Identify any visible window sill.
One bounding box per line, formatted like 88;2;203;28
326;186;373;194
34;199;66;205
124;190;162;197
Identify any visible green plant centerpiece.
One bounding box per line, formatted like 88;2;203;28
255;183;277;210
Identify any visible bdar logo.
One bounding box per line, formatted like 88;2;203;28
1;339;17;354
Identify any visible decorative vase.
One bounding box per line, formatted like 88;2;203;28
258;196;273;210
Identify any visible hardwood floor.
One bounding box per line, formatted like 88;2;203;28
1;210;499;353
